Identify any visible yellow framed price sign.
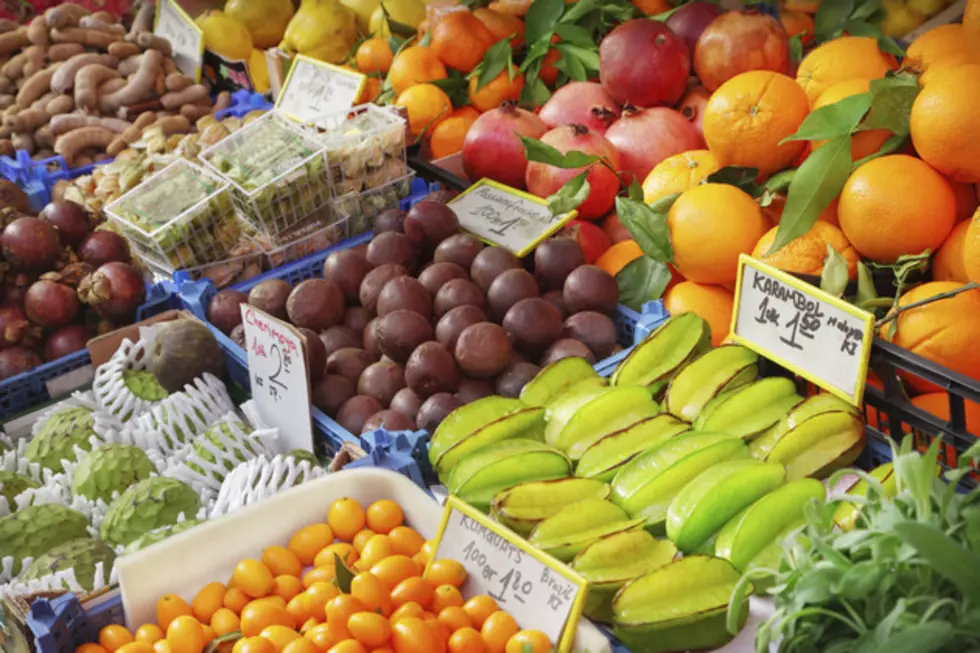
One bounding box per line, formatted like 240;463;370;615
275;55;367;124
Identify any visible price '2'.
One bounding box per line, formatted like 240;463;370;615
267;343;289;400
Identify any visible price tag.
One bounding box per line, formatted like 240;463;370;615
153;0;204;82
430;496;587;651
239;305;314;451
730;255;874;406
447;179;577;257
275;55;366;124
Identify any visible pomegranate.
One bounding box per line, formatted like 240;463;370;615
667;1;725;53
604;105;705;184
538;82;621;135
40;200;91;249
43;324;93;361
694;10;790;91
78;262;146;322
679;86;711;140
599;20;690;108
461;101;547;189
561;220;612;264
525;124;622;222
0;346;42;380
24;280;80;329
1;217;62;271
77;230;131;267
0;304;33;349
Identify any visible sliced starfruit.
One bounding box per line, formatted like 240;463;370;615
764;411;866;480
572;530;677;623
543;379;612;446
555;386;659;460
490;477;611;537
447;438;571;512
575;414;691;482
528;498;644;562
666;459;786;553
663;345;759;423
520;357;600;407
714;478;824;571
832;463;897;531
429;396;528;465
694;376;802;439
612;555;751;653
434;406;544;481
611;312;712;394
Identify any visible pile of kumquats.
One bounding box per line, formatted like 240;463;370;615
74;498;554;653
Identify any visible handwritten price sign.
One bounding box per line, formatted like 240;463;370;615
430;497;586;651
731;255;874;406
447;179;577;257
154;0;203;81
240;305;314;451
275;55;366;124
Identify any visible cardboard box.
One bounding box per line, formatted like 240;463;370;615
87;310;200;368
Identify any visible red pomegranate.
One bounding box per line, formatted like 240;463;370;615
599;20;690;108
694;10;790;91
604;105;705;185
678;86;711;140
667;1;725;53
461;101;547;190
525;124;622;222
538;82;621;135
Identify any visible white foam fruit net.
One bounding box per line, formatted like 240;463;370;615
210;454;325;518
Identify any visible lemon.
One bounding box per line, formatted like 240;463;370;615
280;0;358;64
908;0;945;16
248;49;270;94
342;0;382;34
880;5;926;37
196;10;253;61
225;0;295;50
369;0;426;37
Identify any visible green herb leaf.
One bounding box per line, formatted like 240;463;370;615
616;195;674;262
334;553;356;593
789;33;804;65
560;0;598;23
781;93;871;143
429;75;470;107
855;261;878;306
851;0;883;21
555;43;600;73
554;23;594;47
203;632;242;653
627;179;643;203
522;73;552;106
547;170;591;216
525;0;565;46
475;40;513;91
765;168;796;193
556;46;588;80
519;135;600;168
879;622;955;653
703;166;763;196
767;134;853;255
852;133;908;169
859;74;919;136
892;520;980;603
616;256;671;311
821;245;849;296
815;0;855;39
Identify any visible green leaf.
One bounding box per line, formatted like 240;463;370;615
615;256;672;311
851;0;883;20
554;23;594;47
851;133;907;169
855;262;878;305
429;75;469;108
840;18;882;38
203;632;242;653
651;6;683;20
893;520;980;603
859;74;919;135
789;33;804;65
781;93;871;143
879;622;955;653
765;169;796;193
767;135;852;255
560;0;598;23
703;166;763;196
961;439;980;466
475;40;513;91
523;74;551;106
820;245;849;296
334;552;356;593
555;43;600;73
815;0;855;39
556;46;588;81
547;170;591;216
616;195;674;262
627;179;643;203
525;0;565;46
519;135;600;168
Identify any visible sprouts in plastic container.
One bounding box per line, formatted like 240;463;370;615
332;172;416;236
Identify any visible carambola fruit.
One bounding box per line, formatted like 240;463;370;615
756;410;866;480
663;345;759;422
693;376;802;439
553;386;659;460
491;478;611;537
832;462;897;531
610;313;711;394
543;379;611;446
520;357;600;407
528;499;644;562
434;406;545;481
429;396;535;471
575;414;691;482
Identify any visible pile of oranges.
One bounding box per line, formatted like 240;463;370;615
73;497;554;653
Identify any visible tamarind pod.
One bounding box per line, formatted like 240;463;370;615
35;125;54;148
129;3;155;38
30;91;56;110
12;132;35;155
180;104;213;122
35;148;55;160
51;28;123;50
132;110;156;132
160;84;209;110
100;49;163;113
162;59;178;75
165;72;193;92
136;32;173;57
0;21;18;34
16;66;58;110
52;54;117;93
46;4;92;29
46;94;74;115
50;114;131;136
106;134;128;156
75;63;121;112
0;77;10;94
0;28;30;56
154;72;166;97
116;101;163;121
0;138;13;157
48;43;85;62
0;123;10;137
74;154;93;166
91;11;116;25
3;52;28;80
27;16;50;47
10;108;50;133
99;78;127;96
55;126;115;165
108;41;140;58
214;90;232;112
117;54;142;77
79;16;126;35
23;49;49;78
153;115;192;136
0;94;12;110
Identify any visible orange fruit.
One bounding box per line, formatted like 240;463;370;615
703;71;809;177
425;560;467;588
326;642;365;653
391;576;435;609
116;645;155;653
101;626;135;653
166;616;206;653
839;154;955;263
468;71;524;113
357;76;382;104
134;625;165;645
632;0;670;14
431;585;464;613
210;608;241;636
595;240;643;278
285;595;309;625
662;283;735;347
259;625;301;652
911;392;980;439
288;524;334;566
302;565;337;588
352;529;377;554
472;8;524;48
388;47;448;96
479;612;518;653
304;581;341;617
223;588;249;614
391;601;426;621
813;79;891;161
262;546;303;579
355;38;394;74
240;601;296;637
327;498;367;542
191;583;226;624
504;630;551;653
448;628;485;653
388;526;426;557
391;617;441;653
779;10;814;45
950;178;979;221
910;64;980;184
271;575;303;602
795;36;894;106
879;281;980;392
356;534;394;570
430;11;496;73
157;595;193;631
233;560;275;599
751;221;860;279
539;40;561;86
348;612;392;648
282;640;318;653
933;220;971;282
325;594;367;628
641;150;720;205
461;596;498;630
371;555;422;589
366;499;405;534
905;24;969;73
762;195;839;228
430;115;475;159
437;606;471;631
304;623;347;651
234;638;276;653
454;106;481;121
396;84;454;138
667;183;769;285
316;541;358;568
76;645;109;653
963;210;980;283
153;642;171;653
351;571;394;616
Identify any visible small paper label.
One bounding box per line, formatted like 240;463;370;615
239;305;314;451
275;55;366;124
154;0;204;82
447;179;576;258
730;255;874;405
430;497;587;652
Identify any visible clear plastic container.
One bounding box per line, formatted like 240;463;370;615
332;172;416;236
105;159;239;271
262;213;351;268
199;111;333;237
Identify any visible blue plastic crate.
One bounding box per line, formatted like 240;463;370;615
0;149;113;212
216;89;274;120
0;281;181;421
29;593;125;653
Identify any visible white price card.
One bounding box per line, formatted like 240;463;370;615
431;496;587;651
447;179;578;258
239;305;314;451
154;0;204;82
275;55;366;124
730;255;874;406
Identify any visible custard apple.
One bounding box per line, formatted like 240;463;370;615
0;504;90;575
0;471;39;507
17;538;116;591
27;406;103;472
100;477;201;546
123;369;170;401
123;519;202;554
187;420;262;483
71;445;156;503
287;449;319;467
